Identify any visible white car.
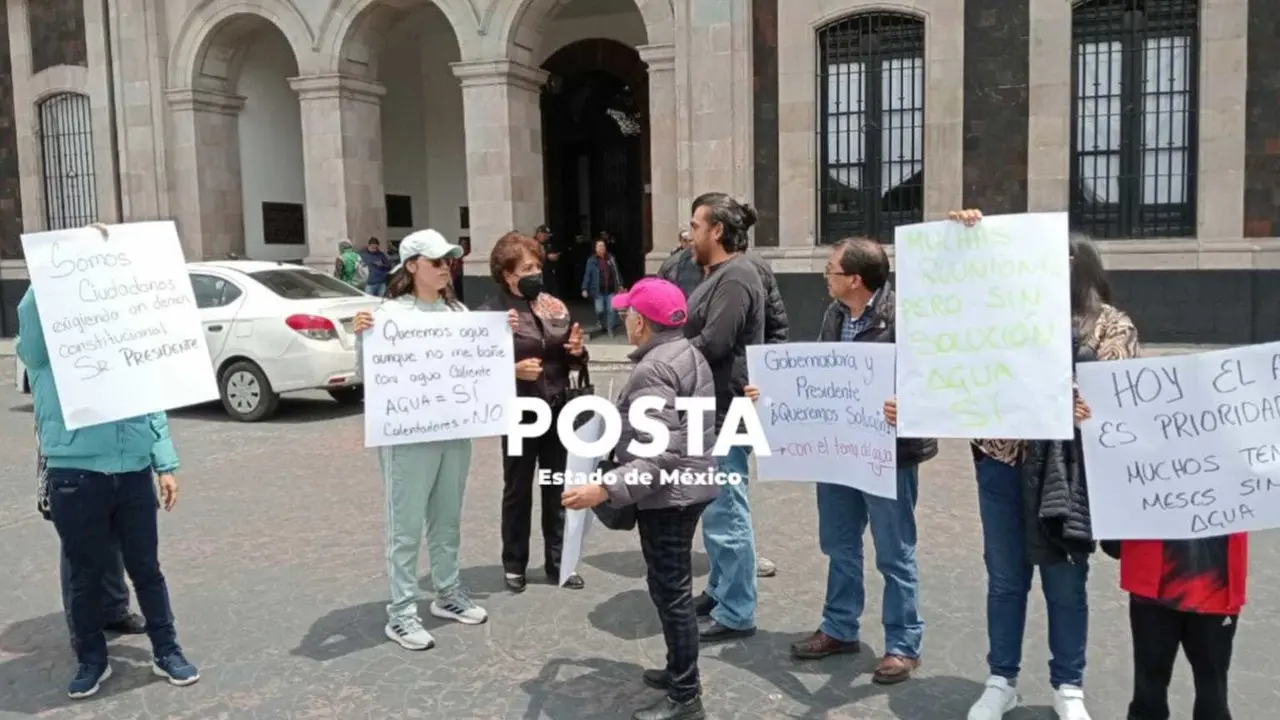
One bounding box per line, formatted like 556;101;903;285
16;261;380;422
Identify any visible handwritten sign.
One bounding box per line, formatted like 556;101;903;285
21;222;217;430
746;343;898;498
362;311;515;447
1078;342;1280;539
894;212;1074;440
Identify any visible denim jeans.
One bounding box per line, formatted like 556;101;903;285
592;294;617;334
975;455;1089;688
60;536;131;639
703;446;756;630
818;467;923;658
366;281;387;297
47;468;180;666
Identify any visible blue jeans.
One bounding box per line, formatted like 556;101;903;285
703;446;756;629
592;294;617;334
366;281;387;297
818;467;923;657
975;455;1089;688
47;468;180;666
61;537;131;639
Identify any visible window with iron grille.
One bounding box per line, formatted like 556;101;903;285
1071;0;1198;239
817;13;925;245
38;92;98;230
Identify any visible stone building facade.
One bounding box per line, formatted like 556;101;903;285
0;0;1277;343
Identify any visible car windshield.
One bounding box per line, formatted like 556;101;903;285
249;269;365;299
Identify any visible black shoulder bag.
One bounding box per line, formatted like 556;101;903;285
590;457;637;531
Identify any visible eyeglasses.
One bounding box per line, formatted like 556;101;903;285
823;269;852;277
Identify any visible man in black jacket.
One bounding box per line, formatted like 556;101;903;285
659;230;789;580
782;237;937;686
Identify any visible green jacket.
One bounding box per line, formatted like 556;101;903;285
16;288;180;475
337;248;362;284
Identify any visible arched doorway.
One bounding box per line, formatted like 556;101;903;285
540;39;650;291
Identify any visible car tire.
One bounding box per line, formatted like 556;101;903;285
219;360;279;422
328;386;364;405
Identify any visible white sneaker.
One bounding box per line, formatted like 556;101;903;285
384;617;435;651
1053;685;1092;720
431;593;489;625
968;676;1019;720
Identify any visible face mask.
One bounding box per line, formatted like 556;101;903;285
516;273;544;300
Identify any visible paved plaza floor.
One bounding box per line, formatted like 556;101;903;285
1;362;1277;719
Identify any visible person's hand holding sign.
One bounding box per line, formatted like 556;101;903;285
563;483;608;510
352;311;374;334
883;398;897;427
1074;392;1091;426
744;384;760;402
565;323;585;357
948;209;983;226
507;309;519;332
157;473;179;511
515;358;543;382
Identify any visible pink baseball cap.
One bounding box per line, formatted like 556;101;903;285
611;277;688;327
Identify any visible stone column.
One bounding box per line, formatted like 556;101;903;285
290;74;387;269
451;59;547;270
165;88;246;260
639;43;679;267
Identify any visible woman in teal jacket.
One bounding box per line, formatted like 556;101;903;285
352;229;489;652
17;286;199;700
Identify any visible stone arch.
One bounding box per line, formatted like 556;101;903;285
317;0;473;79
168;0;314;91
495;0;674;66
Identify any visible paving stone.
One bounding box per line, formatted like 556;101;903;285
0;364;1274;719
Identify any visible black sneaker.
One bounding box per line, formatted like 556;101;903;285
693;592;716;618
698;621;756;644
68;663;112;700
632;695;706;720
642;668;669;689
104;613;146;635
505;574;527;593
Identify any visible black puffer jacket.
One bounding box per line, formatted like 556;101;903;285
1021;334;1096;565
817;285;937;469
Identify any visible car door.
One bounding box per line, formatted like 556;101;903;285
188;272;247;366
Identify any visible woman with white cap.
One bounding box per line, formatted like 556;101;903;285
351;229;487;651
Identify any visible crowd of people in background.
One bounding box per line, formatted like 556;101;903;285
18;202;1247;720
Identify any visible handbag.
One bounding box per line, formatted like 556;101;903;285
589;457;637;531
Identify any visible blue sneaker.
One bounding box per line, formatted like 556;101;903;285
152;651;200;686
68;663;112;699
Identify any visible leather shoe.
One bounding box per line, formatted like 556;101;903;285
504;575;527;593
104;613;146;635
698;621;755;644
872;654;920;685
789;630;860;660
642;669;669;689
693;592;716;618
547;571;584;589
632;696;706;720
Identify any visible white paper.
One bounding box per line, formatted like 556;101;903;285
362;311;516;447
561;413;606;587
747;343;898;498
1078;342;1280;540
894;212;1074;440
20;222;218;430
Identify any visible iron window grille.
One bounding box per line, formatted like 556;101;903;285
817;13;925;245
1071;0;1199;239
37;92;98;230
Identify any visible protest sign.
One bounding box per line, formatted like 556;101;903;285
746;342;898;498
894;212;1074;440
1077;342;1280;540
560;413;605;587
362;311;515;447
20;221;217;430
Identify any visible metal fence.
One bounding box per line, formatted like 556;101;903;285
817;13;925;245
1071;0;1199;239
38;92;98;231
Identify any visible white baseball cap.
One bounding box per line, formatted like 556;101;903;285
392;229;462;273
